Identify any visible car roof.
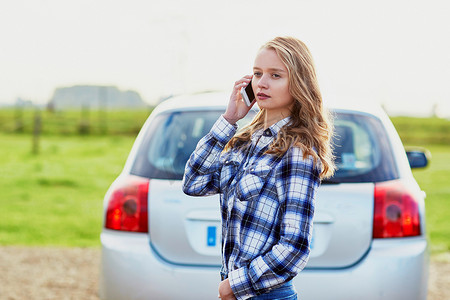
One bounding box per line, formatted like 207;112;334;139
153;91;386;118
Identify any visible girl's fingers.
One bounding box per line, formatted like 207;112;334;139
233;77;252;90
233;82;246;92
229;76;254;118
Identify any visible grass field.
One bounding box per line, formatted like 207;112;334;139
0;113;449;255
0;133;135;247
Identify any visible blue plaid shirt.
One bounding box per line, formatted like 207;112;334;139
182;115;320;300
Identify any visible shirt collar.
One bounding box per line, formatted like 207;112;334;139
261;116;291;138
251;116;291;148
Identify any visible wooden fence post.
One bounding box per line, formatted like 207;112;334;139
15;105;24;133
32;109;41;154
78;105;90;135
99;87;108;134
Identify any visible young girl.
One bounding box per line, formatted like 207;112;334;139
182;36;335;300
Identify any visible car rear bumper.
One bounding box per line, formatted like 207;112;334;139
297;237;429;300
100;230;221;300
99;230;428;300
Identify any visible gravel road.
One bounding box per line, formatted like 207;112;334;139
0;247;448;299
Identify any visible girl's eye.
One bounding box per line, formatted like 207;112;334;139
272;74;281;78
253;72;262;77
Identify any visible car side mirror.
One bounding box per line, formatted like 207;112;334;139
405;148;431;169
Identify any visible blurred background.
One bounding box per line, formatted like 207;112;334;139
0;0;449;298
1;0;449;116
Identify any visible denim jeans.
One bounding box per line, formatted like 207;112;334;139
248;281;297;300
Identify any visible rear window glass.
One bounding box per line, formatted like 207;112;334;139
131;110;398;183
329;112;398;183
131;111;253;180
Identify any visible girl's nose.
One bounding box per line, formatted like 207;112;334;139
257;75;269;89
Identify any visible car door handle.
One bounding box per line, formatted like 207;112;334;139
186;210;221;222
313;213;335;224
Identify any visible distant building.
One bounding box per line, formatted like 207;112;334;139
47;85;148;110
15;97;34;108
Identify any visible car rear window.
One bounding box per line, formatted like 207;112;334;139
329;112;398;183
131;111;253;180
131;110;398;183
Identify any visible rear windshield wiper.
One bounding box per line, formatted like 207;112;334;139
321;179;341;185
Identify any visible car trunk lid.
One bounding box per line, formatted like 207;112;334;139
148;180;374;268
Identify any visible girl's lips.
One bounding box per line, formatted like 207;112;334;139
257;93;270;100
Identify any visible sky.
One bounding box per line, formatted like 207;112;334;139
0;0;449;116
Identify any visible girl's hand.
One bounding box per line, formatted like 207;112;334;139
218;279;236;300
223;75;256;125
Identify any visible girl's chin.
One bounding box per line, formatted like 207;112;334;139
256;102;272;110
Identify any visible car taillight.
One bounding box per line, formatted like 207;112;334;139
105;175;149;233
373;180;421;238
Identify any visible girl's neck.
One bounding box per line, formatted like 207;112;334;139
263;110;291;130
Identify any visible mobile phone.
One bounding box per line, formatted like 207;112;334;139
240;81;255;106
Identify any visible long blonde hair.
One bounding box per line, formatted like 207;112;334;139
226;36;335;179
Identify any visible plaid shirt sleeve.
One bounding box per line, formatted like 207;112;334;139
228;147;320;299
182;115;237;196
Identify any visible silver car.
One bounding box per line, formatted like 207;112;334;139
99;92;429;299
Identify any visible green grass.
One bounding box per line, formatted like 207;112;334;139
391;116;450;145
0;133;135;247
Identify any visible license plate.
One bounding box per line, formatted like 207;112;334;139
205;226;315;250
207;226;217;247
310;227;315;250
205;226;315;252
